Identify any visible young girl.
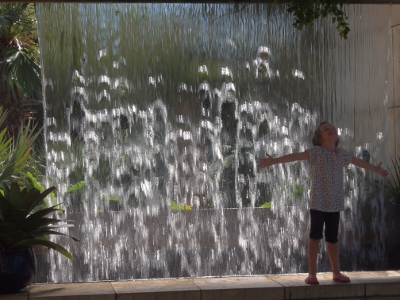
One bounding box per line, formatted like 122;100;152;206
257;122;389;285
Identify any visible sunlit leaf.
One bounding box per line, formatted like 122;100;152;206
66;181;85;193
260;202;271;208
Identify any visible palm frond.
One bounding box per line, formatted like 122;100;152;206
0;4;29;33
0;3;40;101
0;47;41;100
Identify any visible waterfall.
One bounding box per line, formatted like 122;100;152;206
35;3;392;283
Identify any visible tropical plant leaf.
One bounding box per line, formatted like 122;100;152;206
0;109;42;185
3;228;30;242
11;239;73;260
10;121;40;178
0;221;17;231
6;208;29;224
0;107;7;125
103;194;119;201
30;229;80;242
386;156;400;204
0;127;12;162
19;217;63;233
66;181;85;193
260;201;271;208
0;3;29;30
170;200;192;210
45;224;75;229
0;194;13;218
0;47;41;99
0;181;78;259
26;171;44;192
21;206;59;225
27;186;57;213
9;182;23;209
1;180;10;199
223;153;236;169
21;187;41;210
0;232;15;247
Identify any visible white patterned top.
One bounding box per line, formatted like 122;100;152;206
307;146;353;212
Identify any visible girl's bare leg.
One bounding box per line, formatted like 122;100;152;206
308;238;320;277
326;241;340;277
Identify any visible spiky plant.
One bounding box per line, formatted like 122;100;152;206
0;107;41;187
0;182;79;260
386;156;400;205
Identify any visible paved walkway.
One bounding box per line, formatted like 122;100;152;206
1;271;400;300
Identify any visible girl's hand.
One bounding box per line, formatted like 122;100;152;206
257;153;275;168
375;162;389;177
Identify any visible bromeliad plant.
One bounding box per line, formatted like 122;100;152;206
0;182;80;260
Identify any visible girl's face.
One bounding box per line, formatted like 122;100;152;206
319;122;338;143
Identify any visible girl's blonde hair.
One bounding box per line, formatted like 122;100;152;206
312;122;339;147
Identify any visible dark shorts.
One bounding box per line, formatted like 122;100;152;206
309;209;340;243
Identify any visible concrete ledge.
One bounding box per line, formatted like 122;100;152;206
193;276;283;300
269;274;365;299
0;271;399;300
28;282;115;300
113;278;201;300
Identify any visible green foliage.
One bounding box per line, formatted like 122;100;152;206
282;176;310;205
0;182;80;260
26;171;43;192
385;156;400;205
0;3;41;101
102;194;119;201
223;152;236;169
274;0;350;39
66;181;85;193
170;200;192;211
0;47;41;100
290;181;306;196
260;201;271;208
26;171;58;212
0;107;41;186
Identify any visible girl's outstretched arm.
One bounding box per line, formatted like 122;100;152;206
257;151;309;168
351;157;389;177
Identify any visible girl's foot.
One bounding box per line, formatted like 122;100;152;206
333;274;350;283
305;276;319;285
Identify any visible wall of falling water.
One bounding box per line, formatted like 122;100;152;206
35;3;393;283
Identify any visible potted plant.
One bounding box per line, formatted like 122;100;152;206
0;182;79;294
